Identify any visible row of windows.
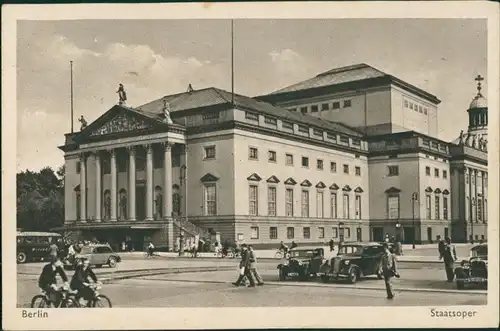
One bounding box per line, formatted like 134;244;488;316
386;194;449;220
289;99;352;115
404;97;429;115
425;166;448;179
466;197;488;222
465;173;488;187
422;140;448;153
252;226;353;240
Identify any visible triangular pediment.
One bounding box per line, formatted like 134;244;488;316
200;173;219;183
434;188;442;194
329;183;339;190
442;189;450;195
301;180;312;187
425;187;433;193
266;175;280;184
247;173;262;181
284;177;297;185
342;185;352;192
316;181;326;189
354;186;364;193
385;187;401;194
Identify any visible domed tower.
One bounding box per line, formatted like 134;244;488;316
467;74;488;139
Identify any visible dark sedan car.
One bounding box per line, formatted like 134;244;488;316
277;246;335;281
318;242;393;284
454;243;488;290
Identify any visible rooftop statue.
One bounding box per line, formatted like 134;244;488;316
471;135;477;148
117;83;127;105
163;98;173;124
458;130;464;145
465;132;471;146
78;115;88;131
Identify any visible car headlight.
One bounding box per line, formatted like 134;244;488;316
298;261;303;266
343;260;350;265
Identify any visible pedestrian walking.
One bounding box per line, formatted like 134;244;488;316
441;237;457;282
437;235;446;259
381;242;400;299
329;238;335;252
232;244;256;287
248;245;264;286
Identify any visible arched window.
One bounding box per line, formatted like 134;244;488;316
173;185;181;215
154;186;163;220
103;190;111;220
118;188;127;220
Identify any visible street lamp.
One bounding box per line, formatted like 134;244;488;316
411;192;419;249
469;197;476;244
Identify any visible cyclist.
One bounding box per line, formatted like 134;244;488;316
37;256;69;307
70;257;98;307
147;242;155;257
279;241;289;256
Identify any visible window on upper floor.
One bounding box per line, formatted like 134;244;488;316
264;116;277;126
286;154;294;166
282;121;294;131
330;161;337;173
76;161;81;174
339;136;349;144
424;108;428;115
270;227;278;239
302;157;309;168
343;100;352;108
298;125;309;134
300;107;308;114
387;195;400;219
204;146;216;160
355;166;361;176
321;103;329;111
443;170;448;179
317;159;324;170
268;150;277;162
245;111;259;122
332;102;340;109
249;185;259;216
203;183;217;216
388;166;399;176
343;164;349;174
352;139;361;147
425;166;431;176
249;147;258;160
311;105;319;113
434;168;439;177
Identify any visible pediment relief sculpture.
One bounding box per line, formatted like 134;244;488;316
89;112;152;137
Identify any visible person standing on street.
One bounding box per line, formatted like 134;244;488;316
437;235;446;259
381;242;399;299
232;244;256;287
329;238;335;252
442;237;457;282
248;245;264;286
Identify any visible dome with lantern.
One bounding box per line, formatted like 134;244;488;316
469;93;487;110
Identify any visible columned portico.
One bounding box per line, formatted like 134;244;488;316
79;154;87;222
95;152;102;222
110;149;117;221
146;144;154;221
128;146;137;221
164;143;173;217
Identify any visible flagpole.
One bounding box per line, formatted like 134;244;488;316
70;61;74;133
231;19;234;105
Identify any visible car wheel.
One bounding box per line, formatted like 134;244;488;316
17;252;27;264
348;269;358;284
108;257;117;268
320;275;329;283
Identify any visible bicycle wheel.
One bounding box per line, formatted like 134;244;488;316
31;295;49;308
92;295;112;308
60;297;79;308
274;251;283;259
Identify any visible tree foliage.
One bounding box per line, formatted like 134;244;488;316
17;166;65;231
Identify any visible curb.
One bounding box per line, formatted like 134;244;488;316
137;277;487;295
100;266;235;283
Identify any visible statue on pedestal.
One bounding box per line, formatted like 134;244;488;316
162;98;173;124
471;135;477;148
78;115;88;131
458;130;464;145
465;132;472;146
478;135;484;150
117;83;127;105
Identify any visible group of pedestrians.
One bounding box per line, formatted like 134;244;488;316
232;244;264;287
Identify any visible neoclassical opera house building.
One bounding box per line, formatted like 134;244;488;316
58;64;488;251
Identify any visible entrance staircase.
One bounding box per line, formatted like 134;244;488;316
173;217;210;239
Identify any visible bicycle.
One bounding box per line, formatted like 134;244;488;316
274;249;290;259
144;250;160;259
72;282;112;308
30;285;78;308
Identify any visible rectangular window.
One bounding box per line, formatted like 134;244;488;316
76;161;81;174
264;116;277;126
327;132;337;141
339;136;349;144
268;150;277;162
313;129;322;137
477;198;482;222
282;121;294;131
318;227;325;239
355;195;362;219
250;226;259;239
425;166;431;176
387;195;399;219
301;190;310;217
204;146;216;160
204;184;217;216
385;165;399;177
431;141;439;149
311;105;319;113
434;196;440;219
321;103;329;111
330;162;337;172
333;227;338;238
423;139;430;146
316;191;324;218
424;108;428;115
343;194;350;219
332;102;340;109
249;147;258;160
288;108;296;112
298;125;309;134
352;139;361;147
343;100;352;108
443;197;448;220
302;157;309;168
245;111;259;121
317;159;324;170
249;185;258;216
202;111;220;124
426;195;432;219
344;227;351;238
303;227;311;239
285;188;294;217
343;164;349;174
419;106;423;113
443;170;448;179
330;193;338;218
434;168;439;177
404;100;409;108
300;107;308;114
268;186;277;216
355;166;361;176
410;102;414;110
287;227;295;239
286;154;294;166
270;227;278;239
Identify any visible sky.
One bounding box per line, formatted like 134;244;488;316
16;19;487;172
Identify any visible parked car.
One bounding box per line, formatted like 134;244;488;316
63;244;121;270
318;242;394;284
454;243;488;290
277;246;335;281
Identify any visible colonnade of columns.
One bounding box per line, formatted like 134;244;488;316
78;142;174;222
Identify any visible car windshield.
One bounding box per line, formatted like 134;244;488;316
338;245;363;256
290;250;317;258
79;247;93;254
471;246;487;257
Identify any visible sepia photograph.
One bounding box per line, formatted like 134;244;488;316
2;2;499;330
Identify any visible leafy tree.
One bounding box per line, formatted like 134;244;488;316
17;166;64;232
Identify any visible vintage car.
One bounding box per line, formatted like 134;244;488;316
454;243;488;290
63;244;121;270
318;242;393;284
277;246;335;281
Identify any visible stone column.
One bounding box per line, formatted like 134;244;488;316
79;154;87;223
164;143;173;218
110;149;117;221
128;146;136;221
146;144;154;221
95;152;102;222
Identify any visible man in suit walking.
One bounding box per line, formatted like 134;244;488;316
248;245;264;286
381;242;400;299
232;244;256;287
441;237;457;282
